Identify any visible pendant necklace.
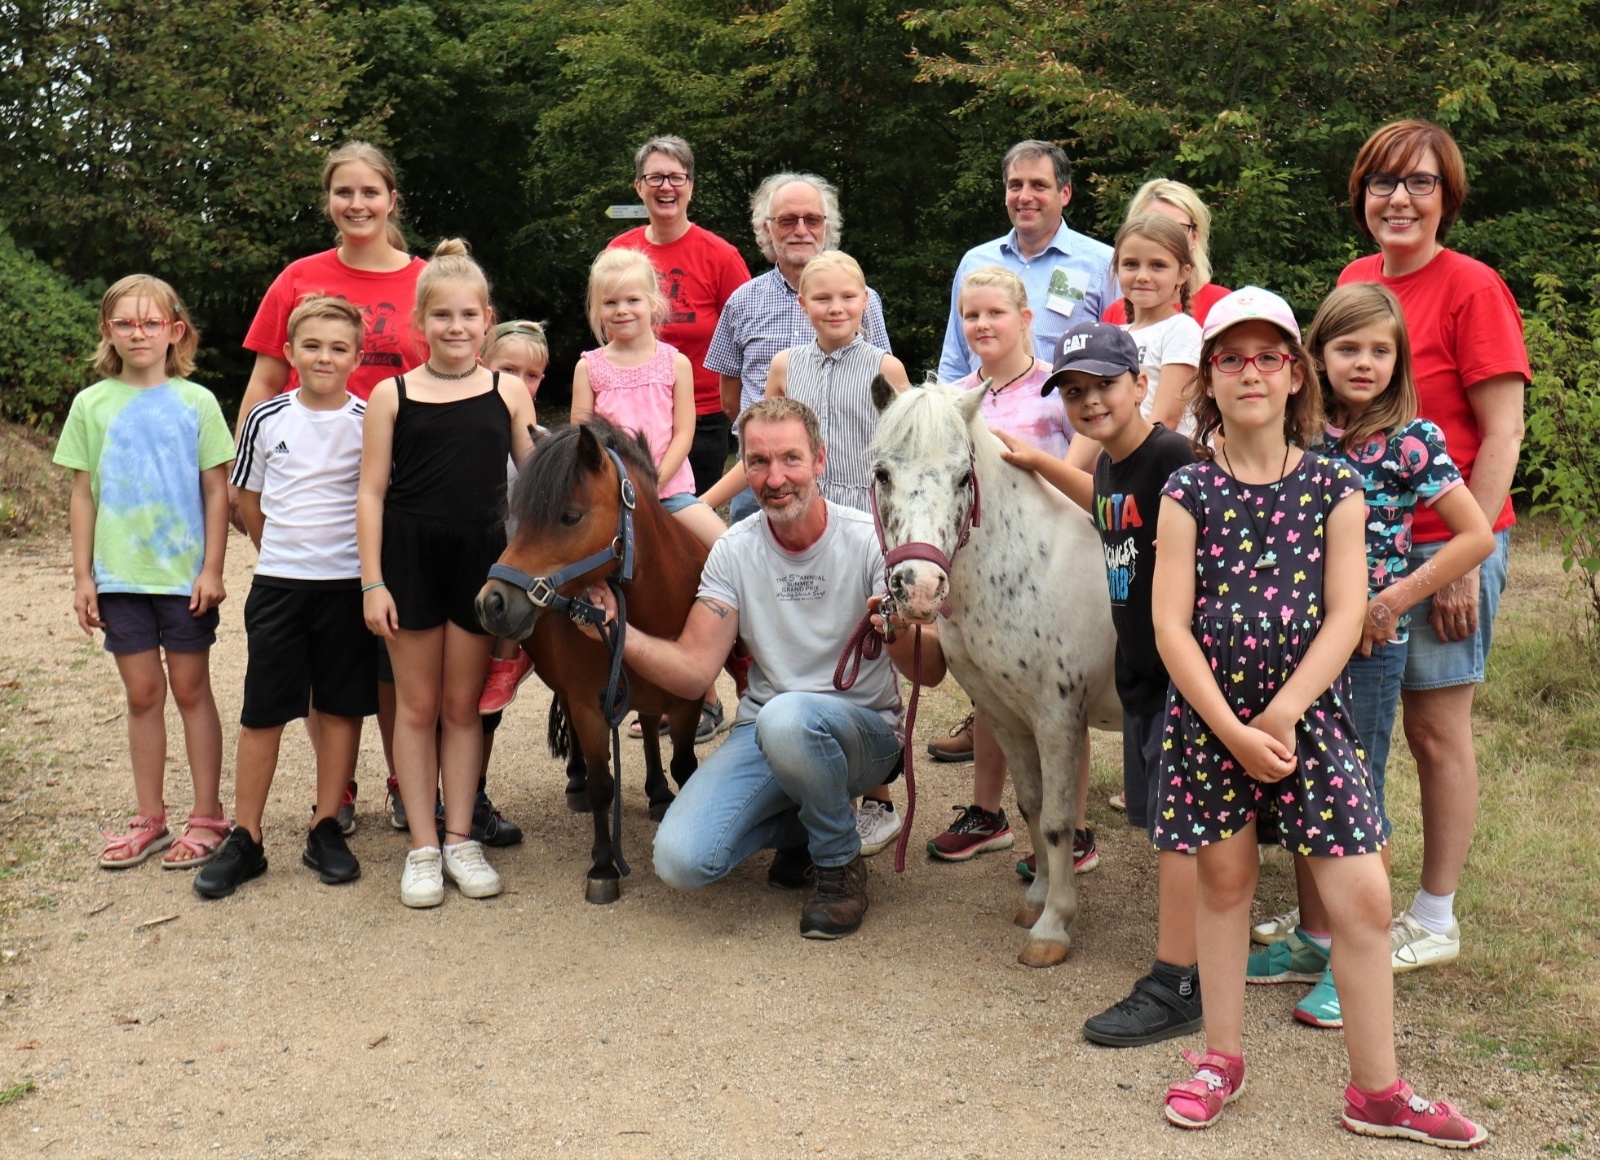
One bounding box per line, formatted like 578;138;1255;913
425;362;478;381
1219;444;1292;572
987;364;1032;398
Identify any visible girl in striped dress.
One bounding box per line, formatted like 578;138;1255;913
765;251;911;514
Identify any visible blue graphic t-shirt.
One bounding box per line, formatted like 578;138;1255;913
1312;419;1463;640
54;378;234;595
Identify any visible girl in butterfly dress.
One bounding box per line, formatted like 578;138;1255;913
1151;287;1486;1147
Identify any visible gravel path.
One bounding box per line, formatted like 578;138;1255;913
0;531;1584;1157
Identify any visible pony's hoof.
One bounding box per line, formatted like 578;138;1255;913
1017;939;1070;969
1014;904;1044;929
567;790;593;814
648;798;674;823
584;876;621;905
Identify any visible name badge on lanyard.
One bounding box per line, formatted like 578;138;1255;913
1046;265;1090;317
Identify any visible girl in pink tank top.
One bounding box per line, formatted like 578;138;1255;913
571;250;725;548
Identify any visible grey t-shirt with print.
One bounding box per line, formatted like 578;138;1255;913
699;501;900;726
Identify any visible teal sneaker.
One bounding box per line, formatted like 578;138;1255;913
1245;927;1329;985
1293;967;1343;1028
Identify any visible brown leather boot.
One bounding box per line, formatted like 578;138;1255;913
799;855;868;939
927;710;975;763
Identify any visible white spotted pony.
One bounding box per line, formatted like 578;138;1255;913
869;378;1121;967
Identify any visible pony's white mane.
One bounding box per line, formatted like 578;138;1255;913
874;383;990;466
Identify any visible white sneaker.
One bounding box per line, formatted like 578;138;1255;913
855;799;903;857
1390;910;1460;972
400;847;445;908
1251;906;1300;946
442;839;502;899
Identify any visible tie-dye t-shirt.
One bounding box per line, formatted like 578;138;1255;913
1312;419;1462;642
54;379;234;595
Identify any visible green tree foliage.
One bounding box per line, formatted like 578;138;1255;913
903;0;1600;312
0;232;98;426
0;0;370;393
1523;274;1600;630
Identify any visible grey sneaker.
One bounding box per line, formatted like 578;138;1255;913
1390;910;1460;972
336;779;357;836
387;777;407;831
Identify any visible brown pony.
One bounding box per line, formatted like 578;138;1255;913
475;419;705;903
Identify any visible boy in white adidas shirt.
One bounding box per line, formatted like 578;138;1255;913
196;296;377;898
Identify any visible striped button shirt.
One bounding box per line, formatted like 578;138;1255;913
705;267;891;416
782;334;889;514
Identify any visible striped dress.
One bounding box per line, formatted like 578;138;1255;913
782;334;890;514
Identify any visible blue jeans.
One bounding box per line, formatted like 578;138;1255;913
653;692;903;888
729;487;759;523
1345;639;1407;840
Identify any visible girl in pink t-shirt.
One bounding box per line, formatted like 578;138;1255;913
925;266;1093;869
571;249;724;548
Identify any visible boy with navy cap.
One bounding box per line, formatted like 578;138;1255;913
995;319;1203;1046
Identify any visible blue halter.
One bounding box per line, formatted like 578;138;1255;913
485;446;637;626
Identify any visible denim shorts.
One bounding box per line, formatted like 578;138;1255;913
99;593;219;655
1402;528;1511;691
660;491;702;515
1344;640;1407;840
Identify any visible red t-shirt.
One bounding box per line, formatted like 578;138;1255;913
1101;281;1230;327
243;249;427;401
607;224;752;415
1339;249;1529;542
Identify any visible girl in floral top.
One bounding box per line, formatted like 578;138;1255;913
1247;284;1493;1032
1152;287;1486;1147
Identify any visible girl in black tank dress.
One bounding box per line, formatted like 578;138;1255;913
1149;289;1485;1146
357;239;538;910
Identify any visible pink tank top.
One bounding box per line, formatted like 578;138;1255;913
582;341;695;498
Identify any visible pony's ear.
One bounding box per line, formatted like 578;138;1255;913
577;424;604;472
955;382;986;423
870;374;897;414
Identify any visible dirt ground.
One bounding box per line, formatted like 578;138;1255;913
0;529;1590;1158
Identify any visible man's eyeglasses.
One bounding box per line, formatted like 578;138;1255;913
1209;351;1296;375
1363;172;1442;197
106;318;172;337
641;173;690;188
767;214;826;234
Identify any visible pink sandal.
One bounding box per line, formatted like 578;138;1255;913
161;813;231;870
100;811;172;868
1165;1048;1246;1129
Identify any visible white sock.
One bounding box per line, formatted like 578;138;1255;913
1301;929;1333;951
1409;888;1455;935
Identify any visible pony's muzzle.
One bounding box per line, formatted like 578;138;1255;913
888;561;949;623
475;578;540;641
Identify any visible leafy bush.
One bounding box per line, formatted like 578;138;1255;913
0;234;98;427
1523;273;1600;630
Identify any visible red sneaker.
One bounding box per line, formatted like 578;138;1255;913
1165;1048;1246;1129
479;651;535;715
1342;1079;1488;1149
925;804;1013;861
1073;827;1101;874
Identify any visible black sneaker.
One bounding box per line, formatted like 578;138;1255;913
1082;971;1203;1047
302;817;361;885
473;793;523;847
799;855;868;939
194;827;267;899
767;844;814;891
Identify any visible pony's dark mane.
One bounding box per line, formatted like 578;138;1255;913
510;418;659;530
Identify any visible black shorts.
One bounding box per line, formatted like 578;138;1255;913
241;581;379;729
99;593;219;655
1122;706;1164;841
381;511;505;635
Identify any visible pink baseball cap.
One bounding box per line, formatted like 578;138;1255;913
1201;286;1301;343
